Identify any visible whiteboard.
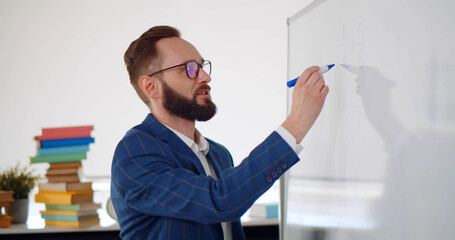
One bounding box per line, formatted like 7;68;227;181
284;0;455;239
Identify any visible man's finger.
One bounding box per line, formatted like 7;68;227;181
306;71;322;88
297;65;320;85
314;77;325;92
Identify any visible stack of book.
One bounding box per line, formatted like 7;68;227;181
31;125;101;227
0;191;14;228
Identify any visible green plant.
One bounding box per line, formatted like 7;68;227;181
0;162;41;199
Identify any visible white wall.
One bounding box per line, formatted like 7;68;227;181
0;0;313;177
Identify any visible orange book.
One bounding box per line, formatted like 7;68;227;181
0;215;14;228
35;190;94;205
49;162;82;169
46;167;81;175
45;216;99;228
0;191;14;202
0;201;11;207
46;174;80;183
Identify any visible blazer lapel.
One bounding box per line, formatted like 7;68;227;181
206;150;224;178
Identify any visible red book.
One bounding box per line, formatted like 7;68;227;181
35;132;92;141
36;125;94;141
41;126;94;135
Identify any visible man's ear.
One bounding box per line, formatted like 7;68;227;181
138;76;160;99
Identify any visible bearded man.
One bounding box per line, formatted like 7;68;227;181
110;25;328;240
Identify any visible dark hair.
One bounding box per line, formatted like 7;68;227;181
124;26;181;104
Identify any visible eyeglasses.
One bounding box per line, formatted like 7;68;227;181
148;60;211;79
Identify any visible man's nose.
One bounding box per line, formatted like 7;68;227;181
197;68;211;84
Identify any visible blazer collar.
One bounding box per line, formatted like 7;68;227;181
142;113;172;142
141;113;206;173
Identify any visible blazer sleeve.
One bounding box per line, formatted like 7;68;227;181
111;130;299;224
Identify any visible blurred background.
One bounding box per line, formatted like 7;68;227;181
0;0;313;177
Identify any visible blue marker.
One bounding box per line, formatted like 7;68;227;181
287;64;335;88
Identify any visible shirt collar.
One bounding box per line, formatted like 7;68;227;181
163;124;209;155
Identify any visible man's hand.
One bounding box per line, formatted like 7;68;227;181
281;66;329;143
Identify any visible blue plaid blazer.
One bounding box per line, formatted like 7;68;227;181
111;114;299;239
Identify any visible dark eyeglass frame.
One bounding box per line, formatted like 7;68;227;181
148;59;211;79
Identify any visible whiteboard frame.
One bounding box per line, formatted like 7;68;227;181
287;0;326;26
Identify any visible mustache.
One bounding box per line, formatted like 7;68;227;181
194;84;211;94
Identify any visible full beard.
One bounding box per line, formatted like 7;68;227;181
160;80;217;122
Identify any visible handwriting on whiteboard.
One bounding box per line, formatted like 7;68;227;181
338;21;366;66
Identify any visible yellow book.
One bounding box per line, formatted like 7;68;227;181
35;190;94;205
0;215;13;228
45;218;99;228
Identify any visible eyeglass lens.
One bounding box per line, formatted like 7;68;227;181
186;61;211;79
186;61;199;79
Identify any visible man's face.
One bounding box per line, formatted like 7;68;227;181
154;37;216;121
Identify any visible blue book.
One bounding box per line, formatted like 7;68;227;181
41;214;97;221
41;214;79;221
40;137;95;148
38;145;90;156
